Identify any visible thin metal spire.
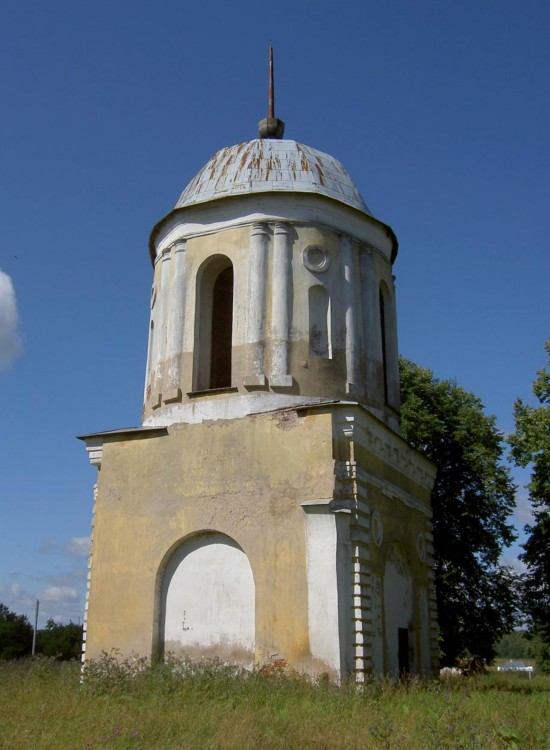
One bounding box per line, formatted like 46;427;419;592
259;45;285;139
267;45;275;119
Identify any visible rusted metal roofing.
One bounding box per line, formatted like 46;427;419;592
175;139;371;214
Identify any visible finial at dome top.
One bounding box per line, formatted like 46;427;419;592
258;46;285;139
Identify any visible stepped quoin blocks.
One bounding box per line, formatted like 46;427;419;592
80;131;439;680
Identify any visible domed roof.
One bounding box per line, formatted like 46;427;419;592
175;139;371;215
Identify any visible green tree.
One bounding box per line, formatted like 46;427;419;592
399;357;518;665
509;339;550;657
0;603;33;659
526;632;550;672
494;630;530;659
36;619;83;660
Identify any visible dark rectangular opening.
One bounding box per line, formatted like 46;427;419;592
398;627;409;677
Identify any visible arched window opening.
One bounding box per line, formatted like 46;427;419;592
210;266;233;388
379;288;389;404
195;256;234;391
309;284;331;358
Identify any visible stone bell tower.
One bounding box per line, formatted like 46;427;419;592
80;50;439;680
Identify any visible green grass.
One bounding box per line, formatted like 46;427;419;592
1;656;549;749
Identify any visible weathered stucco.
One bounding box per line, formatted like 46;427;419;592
80;131;439;680
83;404;437;678
142;195;400;433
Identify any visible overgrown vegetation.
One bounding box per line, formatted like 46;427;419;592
0;655;549;749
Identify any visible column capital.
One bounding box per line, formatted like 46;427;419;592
173;239;187;253
273;221;291;236
251;222;270;237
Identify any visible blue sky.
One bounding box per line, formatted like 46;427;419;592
1;0;548;627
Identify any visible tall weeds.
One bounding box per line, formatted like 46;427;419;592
0;655;548;749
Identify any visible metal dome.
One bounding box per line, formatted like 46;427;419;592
175;139;371;215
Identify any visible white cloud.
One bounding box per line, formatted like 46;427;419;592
513;488;534;526
41;586;80;603
66;536;91;558
0;582;23;597
46;569;86;588
0;270;22;370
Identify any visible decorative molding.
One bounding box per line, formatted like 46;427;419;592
243;373;267;388
163;387;182;404
333;408;436;491
187;386;238;398
303;245;330;273
356;465;432;518
173;239;187;253
85;441;103;468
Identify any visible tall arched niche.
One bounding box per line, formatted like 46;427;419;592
158;531;255;665
383;543;413;677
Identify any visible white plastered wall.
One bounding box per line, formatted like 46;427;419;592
161;533;255;664
302;501;351;676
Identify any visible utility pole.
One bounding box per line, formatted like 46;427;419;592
31;599;39;656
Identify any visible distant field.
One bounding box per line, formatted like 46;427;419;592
0;657;549;749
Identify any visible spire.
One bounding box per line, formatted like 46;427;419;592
258;46;285;139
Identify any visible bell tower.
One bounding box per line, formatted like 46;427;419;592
142;48;400;433
80;52;439;680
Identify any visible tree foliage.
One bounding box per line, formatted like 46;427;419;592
0;603;83;661
494;630;530;659
509;338;550;650
0;603;33;659
399;357;518;665
36;618;83;660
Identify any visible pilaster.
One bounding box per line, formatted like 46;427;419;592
244;223;269;386
341;234;362;396
151;247;172;405
271;222;293;387
165;239;187;401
